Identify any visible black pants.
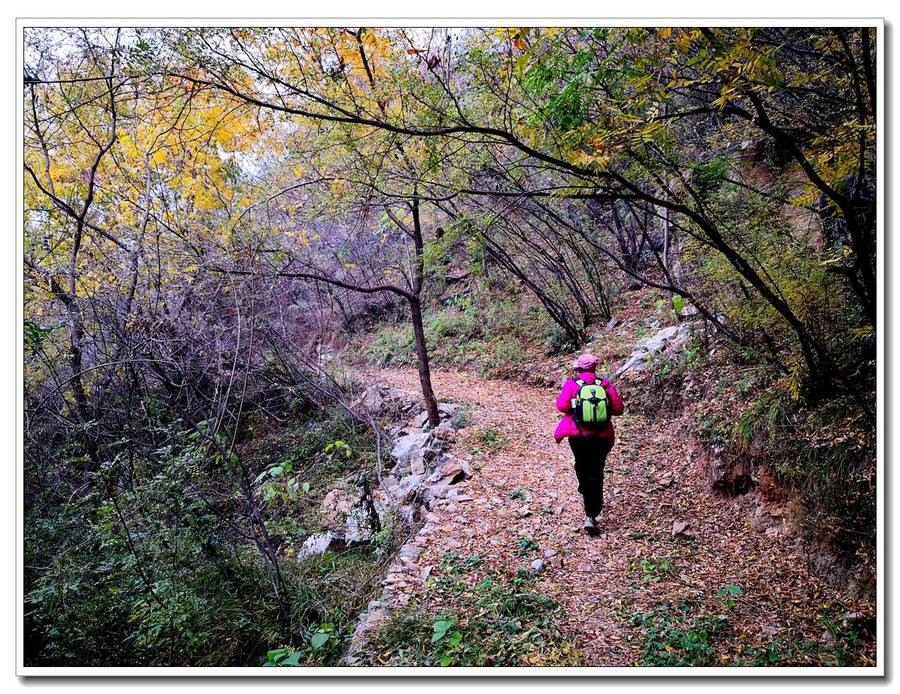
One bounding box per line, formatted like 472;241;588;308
568;437;613;517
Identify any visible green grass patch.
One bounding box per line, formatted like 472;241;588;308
475;426;510;451
369;553;582;666
629;601;733;666
628;598;870;667
628;555;676;584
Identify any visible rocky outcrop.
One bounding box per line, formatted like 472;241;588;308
340;389;473;664
318;479;384;543
295;531;338;561
616;324;693;378
351;383;421;419
390;431;433;475
704;445;754;495
702;441;874;597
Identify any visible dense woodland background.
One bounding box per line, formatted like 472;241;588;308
23;27;876;667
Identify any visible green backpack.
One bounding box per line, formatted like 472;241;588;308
572;378;610;426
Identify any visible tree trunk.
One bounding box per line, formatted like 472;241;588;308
408;194;441;427
408;297;440;427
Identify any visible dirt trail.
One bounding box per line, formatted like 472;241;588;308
373;367;870;666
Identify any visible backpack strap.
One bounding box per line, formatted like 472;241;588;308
572;379;586;433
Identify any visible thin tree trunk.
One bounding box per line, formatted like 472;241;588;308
408;296;440;427
408;195;441;427
661;199;673;306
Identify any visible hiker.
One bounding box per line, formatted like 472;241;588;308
554;353;625;536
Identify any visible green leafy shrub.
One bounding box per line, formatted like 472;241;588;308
629;602;731;666
736;606;868;666
628;555;676;584
474;426;510;451
370;553;582;666
364;325;415;366
24;408;392;667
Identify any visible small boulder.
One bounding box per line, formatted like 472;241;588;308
352;384;420;416
391;431;432;470
397;505;418;525
438;402;460;418
672;520;693;538
616;324;692;377
321;486;383;543
424;480;452;505
531;559;545;573
394;474;425;504
429;455;471;485
409;448;427;476
351;386;383;413
296;532;336;561
680;302;700;317
432;420;457;442
321;488;355;529
345;504;381;543
399;544;423;561
410;411;429;429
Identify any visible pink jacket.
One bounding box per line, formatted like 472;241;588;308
554;371;624;443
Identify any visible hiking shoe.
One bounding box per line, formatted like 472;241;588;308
584;515;600;537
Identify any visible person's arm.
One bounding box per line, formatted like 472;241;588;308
556;379;576;413
603;380;625;416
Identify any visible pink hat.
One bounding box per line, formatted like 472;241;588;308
572;353;600;371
